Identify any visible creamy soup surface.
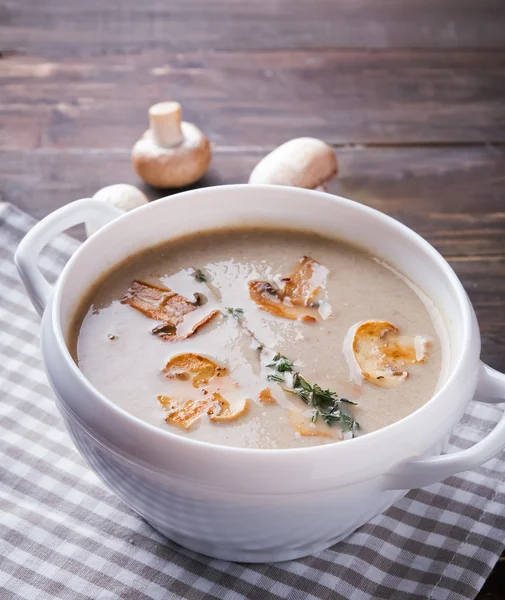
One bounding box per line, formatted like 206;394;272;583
70;228;447;449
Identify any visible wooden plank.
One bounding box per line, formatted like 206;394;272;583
1;0;505;53
451;256;505;372
335;145;505;258
2;145;504;258
2;50;505;149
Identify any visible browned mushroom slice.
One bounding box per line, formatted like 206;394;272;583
352;320;428;387
208;393;250;422
121;280;217;341
161;353;228;388
157;395;215;430
259;388;277;405
121;280;195;322
152;310;220;341
158;353;250;430
282;256;325;306
248;281;303;320
288;411;340;439
249;256;327;321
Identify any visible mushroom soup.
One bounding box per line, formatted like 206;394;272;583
70;228;447;449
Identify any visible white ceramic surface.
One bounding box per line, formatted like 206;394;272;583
15;185;505;562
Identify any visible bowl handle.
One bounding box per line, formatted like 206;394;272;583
384;362;505;490
15;198;123;316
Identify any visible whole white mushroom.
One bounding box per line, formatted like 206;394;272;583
132;102;212;188
249;137;338;191
85;183;148;237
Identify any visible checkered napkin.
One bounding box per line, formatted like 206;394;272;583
1;202;504;600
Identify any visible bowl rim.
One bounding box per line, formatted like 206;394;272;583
50;184;475;457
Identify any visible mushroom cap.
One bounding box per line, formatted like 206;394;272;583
85;184;148;237
132;122;211;188
249;137;337;189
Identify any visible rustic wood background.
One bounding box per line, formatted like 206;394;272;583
1;1;504;596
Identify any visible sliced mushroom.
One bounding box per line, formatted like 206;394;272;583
248;256;328;321
282;256;328;306
249;138;338;191
208;394;250;422
248;281;305;320
121;280;195;322
158;353;250;430
259;388;277;405
352;320;429;387
161;353;228;388
121;280;217;340
288;410;340;439
153;310;220;341
157;395;215;430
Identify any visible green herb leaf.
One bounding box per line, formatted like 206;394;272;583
277;358;294;372
295;375;312;392
311;384;338;410
339;397;357;405
267;374;284;382
323;408;360;437
193;269;207;283
226;307;244;319
266;353;294;373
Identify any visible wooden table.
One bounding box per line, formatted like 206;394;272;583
1;1;504;596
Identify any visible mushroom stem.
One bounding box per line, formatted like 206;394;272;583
149;102;184;148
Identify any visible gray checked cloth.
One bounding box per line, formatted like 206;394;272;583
1;202;505;600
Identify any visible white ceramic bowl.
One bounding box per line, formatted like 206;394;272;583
15;185;505;563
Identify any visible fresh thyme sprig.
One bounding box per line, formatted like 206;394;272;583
266;353;360;436
226;307;244;319
267;353;294;372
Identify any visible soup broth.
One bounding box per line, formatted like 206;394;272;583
70;228;446;449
